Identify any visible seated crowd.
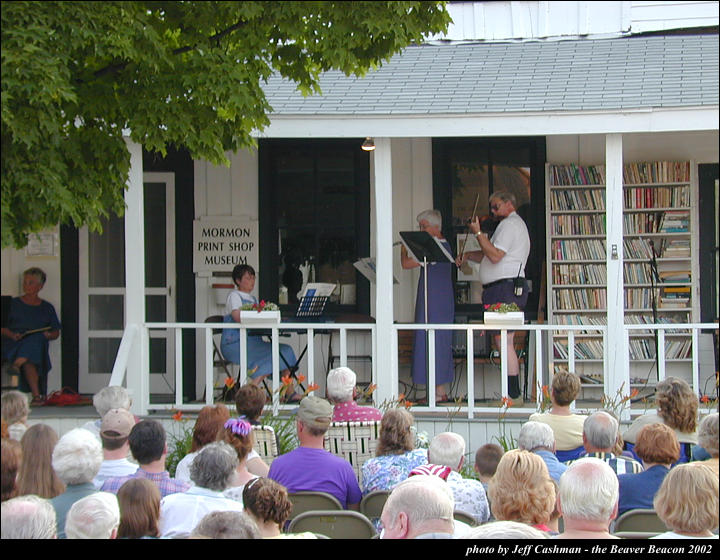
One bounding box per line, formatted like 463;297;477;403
1;372;718;540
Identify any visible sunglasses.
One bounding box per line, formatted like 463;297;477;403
490;203;502;211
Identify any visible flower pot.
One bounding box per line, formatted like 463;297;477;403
483;311;525;326
239;310;281;324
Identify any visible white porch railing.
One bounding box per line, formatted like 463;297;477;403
110;320;717;417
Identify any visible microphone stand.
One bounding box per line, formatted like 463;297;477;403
648;239;661;382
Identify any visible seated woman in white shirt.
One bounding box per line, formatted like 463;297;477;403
220;264;301;402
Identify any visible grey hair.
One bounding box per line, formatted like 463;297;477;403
192;511;260;539
559;458;618;523
489;191;517;208
518;421;555;452
428;432;466;470
383;475;454;531
698;413;719;457
189;441;239;491
416;209;442;228
467;520;548;539
583;411;618;450
65;492;120;539
1;495;57;539
52;428;103;485
93;386;132;418
326;367;356;403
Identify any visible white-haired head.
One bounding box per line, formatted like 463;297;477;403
381;475;455;539
65;492;120;539
518;421;555;452
583;411;618;451
1;495;57;539
559;458;618;524
93;386;132;418
428;432;466;471
416;209;442;229
325;367;357;404
52;428;103;485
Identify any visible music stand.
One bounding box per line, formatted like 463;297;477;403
400;231;454;394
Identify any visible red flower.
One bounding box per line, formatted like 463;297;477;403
306;383;319;393
225;377;236;388
172;410;183;421
281;374;293;386
296;374;307;384
700;395;711;404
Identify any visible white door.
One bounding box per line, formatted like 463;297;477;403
79;173;176;396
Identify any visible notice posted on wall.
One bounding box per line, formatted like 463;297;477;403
193;217;259;273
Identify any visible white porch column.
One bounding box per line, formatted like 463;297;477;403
605;134;630;420
373;138;397;405
124;138;147;415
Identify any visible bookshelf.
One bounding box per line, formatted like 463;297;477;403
546;162;698;389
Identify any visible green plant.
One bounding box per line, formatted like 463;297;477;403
165;411;194;478
240;300;279;311
484;302;521;313
595;382;640;418
259;412;299;455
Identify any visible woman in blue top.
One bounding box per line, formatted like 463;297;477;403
221;264;300;401
1;268;61;404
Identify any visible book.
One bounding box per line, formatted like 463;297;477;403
20;326;52;339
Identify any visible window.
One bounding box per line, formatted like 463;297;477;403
259;139;370;315
432;138;546;319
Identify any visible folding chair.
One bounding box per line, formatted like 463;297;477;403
453;509;478;527
288;491;343;523
323;421;381;480
611;509;667;534
360;490;391;521
287;510;377;539
251;425;279;465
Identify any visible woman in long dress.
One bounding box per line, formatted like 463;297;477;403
401;210;454;402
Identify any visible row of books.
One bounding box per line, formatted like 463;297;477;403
624;186;690;209
552;239;606;261
549;164;606;186
553;263;607;285
554;288;607;310
551;214;606;236
553;340;604;360
661;239;691;258
658;211;690;233
624;288;659;309
550;189;605;211
623;161;690;185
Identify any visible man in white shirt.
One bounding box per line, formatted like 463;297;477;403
93;408;138;489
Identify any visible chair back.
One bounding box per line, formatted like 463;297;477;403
251;425;278;463
555;445;585;462
612;531;661;539
611;509;667;533
288;510;376;539
288;491;343;521
453;509;478;527
323;421;381;480
360;490;391;520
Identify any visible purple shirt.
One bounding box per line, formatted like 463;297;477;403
100;468;190;498
268;446;362;509
332;401;383;423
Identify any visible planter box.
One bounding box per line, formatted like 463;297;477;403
483;311;525;326
239;310;281;324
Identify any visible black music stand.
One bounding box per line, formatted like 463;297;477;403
400;231;454;395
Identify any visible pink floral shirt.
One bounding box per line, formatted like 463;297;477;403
332;401;383;423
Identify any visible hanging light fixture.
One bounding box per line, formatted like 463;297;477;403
361;137;376;151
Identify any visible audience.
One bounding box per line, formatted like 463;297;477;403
101;420;190;498
557;458;619;539
617;423;680;516
1;438;22;501
1;390;29;441
50;427;103;538
651;462;719;539
219;417;258;503
567;411;643;474
528;371;586;460
1;494;57;539
467;520;548;539
65;491;120;539
474;443;503;495
517;421;567;482
695;413;718;475
326;366;382;422
94;408;138;489
191;510;260;539
268;396;361;510
488;449;556;533
623;377;698;454
175;404;230;484
17;423;65;498
159;441;244;538
426;432;490;524
379;475;455;539
361;408;427;495
117;478;162;539
82;386;133;439
242;477;317;539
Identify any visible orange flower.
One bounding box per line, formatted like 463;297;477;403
630;388;639;399
398;393;405;401
404;400;414;409
281;374;293;386
296;374;307;384
366;383;377;395
501;396;513;408
306;383;319;393
172;410;183;421
224;377;235;388
700;395;711;404
541;385;550;398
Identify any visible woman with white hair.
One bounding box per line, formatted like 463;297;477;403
326;366;382;422
400;209;454;403
81;386;133;438
65;492;120;539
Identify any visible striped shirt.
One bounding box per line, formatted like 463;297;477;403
101;468;191;497
567;451;644;475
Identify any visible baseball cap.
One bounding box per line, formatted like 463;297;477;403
101;408;135;439
296;396;333;432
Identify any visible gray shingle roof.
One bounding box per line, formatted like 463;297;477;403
262;34;718;115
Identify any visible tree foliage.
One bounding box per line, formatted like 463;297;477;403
1;1;450;248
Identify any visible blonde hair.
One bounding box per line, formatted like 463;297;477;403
17;424;65;498
655;377;698;433
488;449;555;525
654;462;718;534
1;391;29;425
